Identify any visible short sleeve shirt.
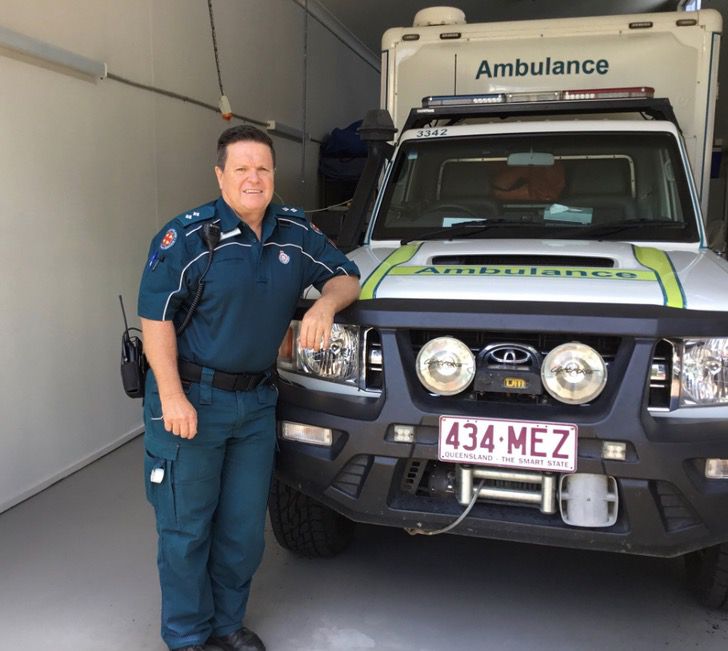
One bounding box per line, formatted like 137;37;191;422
137;198;360;373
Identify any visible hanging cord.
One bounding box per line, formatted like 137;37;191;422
207;0;232;119
305;199;352;213
300;0;309;193
107;72;266;126
405;480;485;536
273;193;352;214
207;0;224;97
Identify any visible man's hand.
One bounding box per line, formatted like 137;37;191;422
141;317;199;439
298;275;360;351
299;297;336;351
160;392;198;439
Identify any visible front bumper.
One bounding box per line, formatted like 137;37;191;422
275;299;728;558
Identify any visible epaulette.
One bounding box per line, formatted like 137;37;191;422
274;204;307;222
173;202;217;228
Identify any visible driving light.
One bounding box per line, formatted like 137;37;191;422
416;336;475;395
601;441;627;461
678;338;728;406
542;342;607;404
393;424;415;443
280;421;333;446
705;459;728;479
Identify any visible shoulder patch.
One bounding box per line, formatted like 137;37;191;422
174;203;216;227
159;228;178;250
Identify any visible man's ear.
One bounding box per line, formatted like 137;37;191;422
214;165;223;188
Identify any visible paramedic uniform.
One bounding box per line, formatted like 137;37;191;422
137;197;359;649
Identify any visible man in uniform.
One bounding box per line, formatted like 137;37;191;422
138;125;360;651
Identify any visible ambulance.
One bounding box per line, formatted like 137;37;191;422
270;7;728;609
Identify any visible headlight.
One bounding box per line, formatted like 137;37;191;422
416;336;475;395
277;321;360;385
678;338;728;406
542;342;607;405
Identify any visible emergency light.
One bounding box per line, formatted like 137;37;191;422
422;87;655;109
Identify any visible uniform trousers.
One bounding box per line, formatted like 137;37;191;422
143;369;277;650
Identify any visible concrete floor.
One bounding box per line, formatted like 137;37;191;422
1;436;727;650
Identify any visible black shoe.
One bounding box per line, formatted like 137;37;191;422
208;627;265;651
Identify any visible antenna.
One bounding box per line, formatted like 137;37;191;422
119;294;131;336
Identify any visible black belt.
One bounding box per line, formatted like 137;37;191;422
178;359;270;392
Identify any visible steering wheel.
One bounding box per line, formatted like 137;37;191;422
420;202;483;220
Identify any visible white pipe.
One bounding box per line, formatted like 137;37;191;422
0;24;106;79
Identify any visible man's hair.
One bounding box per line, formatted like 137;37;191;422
216;125;276;169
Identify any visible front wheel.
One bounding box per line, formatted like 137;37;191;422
268;478;355;558
685;543;728;609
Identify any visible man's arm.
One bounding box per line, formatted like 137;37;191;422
141;318;198;439
298;275;360;351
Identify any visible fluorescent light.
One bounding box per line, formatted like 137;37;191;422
0;24;106;79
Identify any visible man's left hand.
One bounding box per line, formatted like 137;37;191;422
298;275;360;351
299;297;336;351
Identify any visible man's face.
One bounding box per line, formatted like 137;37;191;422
215;140;275;220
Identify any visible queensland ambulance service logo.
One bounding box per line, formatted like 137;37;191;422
278;250;290;265
160;228;177;250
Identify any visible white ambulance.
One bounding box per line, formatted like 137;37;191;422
270;8;728;609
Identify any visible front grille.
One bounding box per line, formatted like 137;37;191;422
363;328;382;390
410;330;621;357
648;339;674;409
409;329;620;405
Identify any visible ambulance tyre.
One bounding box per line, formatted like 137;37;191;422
268;478;354;558
685;542;728;609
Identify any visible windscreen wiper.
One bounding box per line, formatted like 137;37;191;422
552;219;685;240
401;219;490;244
400;219;543;244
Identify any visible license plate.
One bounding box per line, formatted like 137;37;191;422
438;415;578;472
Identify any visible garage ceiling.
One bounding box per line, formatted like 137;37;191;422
317;0;680;54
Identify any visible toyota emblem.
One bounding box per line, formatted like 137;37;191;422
480;343;541;368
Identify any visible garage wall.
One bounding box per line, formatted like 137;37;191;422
0;0;378;513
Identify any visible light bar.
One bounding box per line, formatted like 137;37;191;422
423;93;504;107
562;87;655;100
422;87;655;109
506;90;561;103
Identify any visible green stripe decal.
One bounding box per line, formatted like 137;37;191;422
633;246;686;308
359;243;422;300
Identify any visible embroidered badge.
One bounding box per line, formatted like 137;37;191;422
278;250;290;265
160;228;177;250
311;222;323;235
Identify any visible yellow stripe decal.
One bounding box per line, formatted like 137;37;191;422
388;266;656;281
633;246;686;308
359;243;422;300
